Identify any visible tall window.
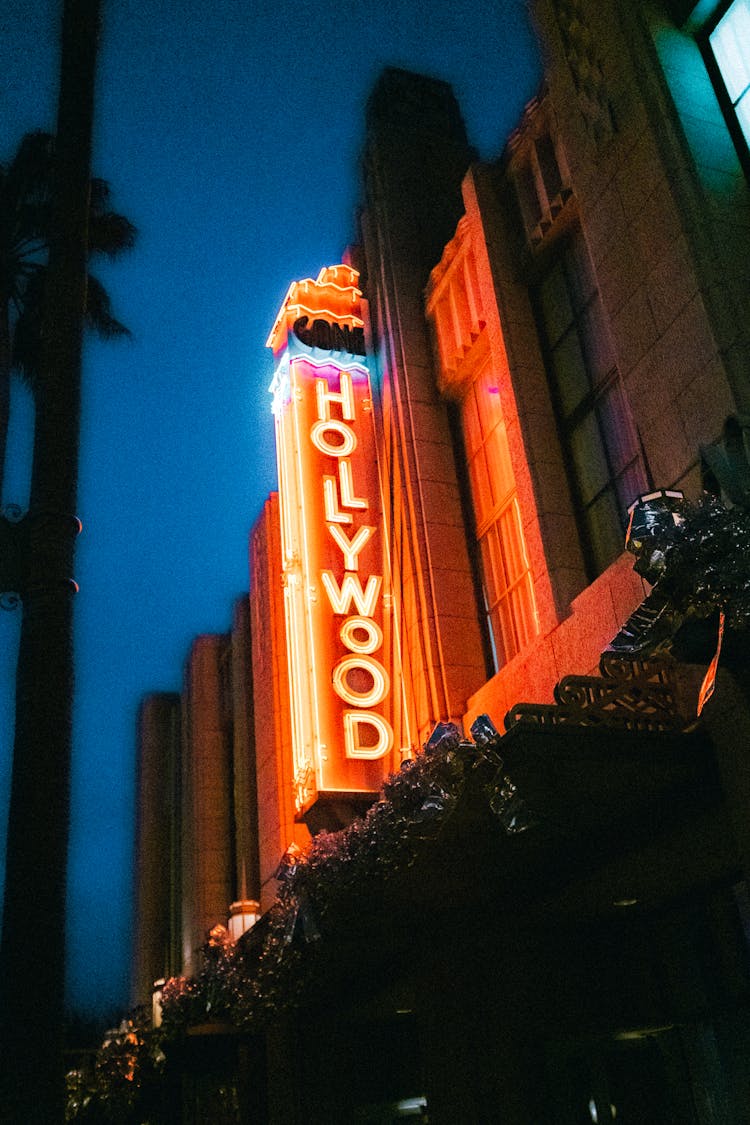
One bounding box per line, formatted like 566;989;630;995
707;0;750;163
461;362;538;669
533;230;647;577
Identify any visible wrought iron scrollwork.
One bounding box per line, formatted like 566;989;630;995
504;655;682;733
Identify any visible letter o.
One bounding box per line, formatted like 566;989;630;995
339;616;383;655
310;419;356;457
332;654;389;707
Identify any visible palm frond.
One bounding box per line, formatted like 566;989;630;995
88;177;112;214
1;130;134;386
11;200;55;245
10;271;44;389
85;274;132;339
2;132;55;213
88;210;137;258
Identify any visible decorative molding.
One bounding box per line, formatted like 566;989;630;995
505;654;683;732
553;0;615;146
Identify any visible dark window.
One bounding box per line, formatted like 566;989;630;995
533;230;647;577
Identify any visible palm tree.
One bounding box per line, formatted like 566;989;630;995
0;130;135;498
0;2;134;1119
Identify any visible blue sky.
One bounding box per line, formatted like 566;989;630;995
0;0;541;1017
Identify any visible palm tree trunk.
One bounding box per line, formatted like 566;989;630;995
0;307;10;501
0;2;100;1120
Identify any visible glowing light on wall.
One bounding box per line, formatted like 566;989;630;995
268;266;395;814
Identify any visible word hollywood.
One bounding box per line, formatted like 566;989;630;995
269;265;395;815
312;366;392;761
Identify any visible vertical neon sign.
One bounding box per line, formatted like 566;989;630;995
268;265;395;816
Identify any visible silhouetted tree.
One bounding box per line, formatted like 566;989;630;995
0;130;134;496
0;2;134;1120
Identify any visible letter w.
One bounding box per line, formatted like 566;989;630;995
321;572;382;617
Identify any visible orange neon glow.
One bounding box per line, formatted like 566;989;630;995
266;264;364;353
269;266;396;814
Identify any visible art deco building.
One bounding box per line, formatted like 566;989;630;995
132;0;750;1119
133;598;260;1002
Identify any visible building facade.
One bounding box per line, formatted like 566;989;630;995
132;598;261;1003
132;1;750;1119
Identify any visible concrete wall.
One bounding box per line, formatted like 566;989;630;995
249;495;309;912
131;692;181;1008
180;634;234;974
360;69;488;741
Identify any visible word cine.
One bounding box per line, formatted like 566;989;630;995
311;368;393;760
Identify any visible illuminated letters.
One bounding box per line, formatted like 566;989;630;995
316;372;355;421
316;366;392;759
332;654;390;708
339;616;383;654
269;265;394;812
343;712;393;759
328;525;374;571
321;572;382;618
310;418;357;457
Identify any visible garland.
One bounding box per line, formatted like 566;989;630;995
66;723;510;1120
655;497;750;630
158;725;479;1035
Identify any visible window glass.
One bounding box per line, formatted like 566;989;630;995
615;460;646;516
570;414;610;505
597;382;638;476
486;422;515;507
585;490;625;575
462;384;481;457
468;445;494;526
480;527;504;605
461;368;540;670
709;0;750;151
579;299;615;387
565;233;597;310
498;500;530;584
710;1;750;105
516;160;542;229
533;229;648;578
511;578;538;650
536;133;563;201
486;606;506;668
550;329;590;416
495;599;516;665
476;364;504;435
737;90;750;141
536;260;573;346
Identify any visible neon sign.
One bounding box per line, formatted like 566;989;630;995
268;265;395;815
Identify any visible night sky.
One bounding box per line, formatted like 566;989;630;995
0;0;541;1017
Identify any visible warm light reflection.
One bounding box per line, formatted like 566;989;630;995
266;265;365;352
